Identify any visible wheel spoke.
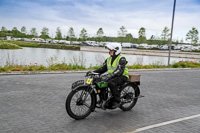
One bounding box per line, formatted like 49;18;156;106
120;85;137;109
83;103;90;109
69;89;92;116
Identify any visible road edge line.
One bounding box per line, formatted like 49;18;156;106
130;114;200;133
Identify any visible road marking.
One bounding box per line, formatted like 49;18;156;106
130;114;200;133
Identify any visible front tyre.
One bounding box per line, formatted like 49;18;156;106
119;83;138;111
66;87;95;120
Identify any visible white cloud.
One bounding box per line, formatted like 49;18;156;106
0;0;199;42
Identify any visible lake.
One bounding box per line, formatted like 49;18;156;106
0;47;199;67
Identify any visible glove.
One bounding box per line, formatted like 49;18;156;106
101;74;113;81
86;71;92;76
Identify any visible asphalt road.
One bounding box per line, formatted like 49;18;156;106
0;70;200;133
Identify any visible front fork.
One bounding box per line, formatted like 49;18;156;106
82;85;97;112
80;85;95;102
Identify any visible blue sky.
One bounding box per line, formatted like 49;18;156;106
0;0;200;42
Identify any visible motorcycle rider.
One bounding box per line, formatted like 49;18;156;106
87;43;129;109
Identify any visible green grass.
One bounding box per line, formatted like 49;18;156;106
0;40;22;49
38;44;80;50
191;50;200;53
0;63;86;71
0;61;200;72
128;64;166;69
6;40;40;47
181;50;200;53
1;40;80;50
128;61;200;69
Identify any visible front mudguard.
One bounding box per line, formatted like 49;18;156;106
71;84;97;112
72;84;89;92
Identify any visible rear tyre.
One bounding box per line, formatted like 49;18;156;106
66;87;95;120
119;83;138;111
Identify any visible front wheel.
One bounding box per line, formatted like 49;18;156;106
119;83;139;111
66;87;95;120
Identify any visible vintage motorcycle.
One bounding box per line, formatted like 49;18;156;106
65;72;142;120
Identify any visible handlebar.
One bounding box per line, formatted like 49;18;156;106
85;71;100;77
90;72;100;75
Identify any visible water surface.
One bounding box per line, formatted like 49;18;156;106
0;47;198;67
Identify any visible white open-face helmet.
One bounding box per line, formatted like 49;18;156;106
105;43;122;55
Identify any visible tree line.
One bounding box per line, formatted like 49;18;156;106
0;26;199;45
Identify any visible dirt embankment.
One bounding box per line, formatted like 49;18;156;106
80;46;200;59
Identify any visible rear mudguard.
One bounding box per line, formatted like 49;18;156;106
121;82;140;97
71;84;97;111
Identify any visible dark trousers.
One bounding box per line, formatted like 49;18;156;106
108;76;127;103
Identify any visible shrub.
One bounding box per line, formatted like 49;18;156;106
142;65;154;69
36;65;47;71
49;63;68;70
67;63;86;70
171;61;200;68
171;63;179;68
128;64;143;69
0;66;6;71
12;65;25;71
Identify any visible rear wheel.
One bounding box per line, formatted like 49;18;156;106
66;87;95;120
119;83;138;111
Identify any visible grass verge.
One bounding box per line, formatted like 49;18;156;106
0;61;200;72
0;40;80;50
0;40;22;49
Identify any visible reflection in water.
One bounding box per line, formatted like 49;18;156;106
0;47;199;67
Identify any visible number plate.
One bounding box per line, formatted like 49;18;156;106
72;80;84;89
85;78;93;85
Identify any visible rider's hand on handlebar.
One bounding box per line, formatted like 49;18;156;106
86;71;92;76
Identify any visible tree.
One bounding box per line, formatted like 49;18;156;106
19;26;27;38
79;28;87;41
125;33;133;43
137;27;146;44
161;26;170;41
21;26;26;34
180;38;184;43
148;35;156;45
55;27;62;40
96;28;104;42
186;27;199;45
118;26;127;37
118;26;127;43
30;27;38;37
1;26;7;31
67;27;76;43
150;35;156;40
12;27;21;37
0;26;7;37
40;27;49;39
